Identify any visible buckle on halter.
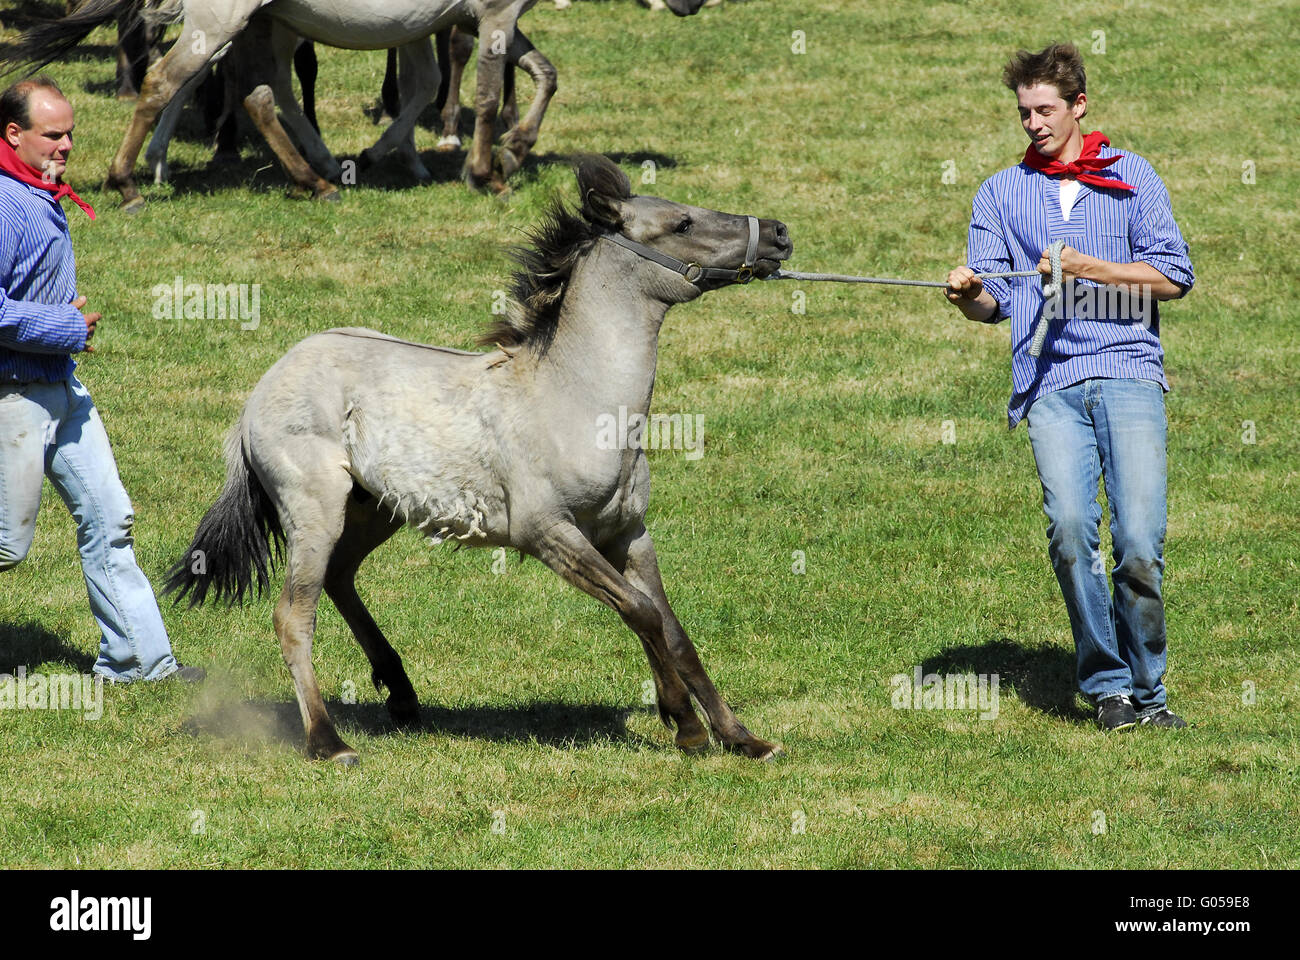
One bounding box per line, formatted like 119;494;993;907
735;265;754;284
684;263;703;283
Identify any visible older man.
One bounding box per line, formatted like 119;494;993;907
945;44;1193;731
0;75;202;683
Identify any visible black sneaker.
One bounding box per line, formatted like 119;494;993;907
170;664;207;683
1096;695;1137;731
1138;708;1188;729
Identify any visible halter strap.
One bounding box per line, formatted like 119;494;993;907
602;215;761;286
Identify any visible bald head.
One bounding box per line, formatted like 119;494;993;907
1;76;74;182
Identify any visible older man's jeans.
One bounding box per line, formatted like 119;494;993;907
1025;378;1169;716
0;376;178;681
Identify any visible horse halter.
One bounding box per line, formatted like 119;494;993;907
602;215;761;286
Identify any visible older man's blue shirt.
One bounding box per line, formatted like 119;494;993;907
0;172;86;383
966;145;1194;428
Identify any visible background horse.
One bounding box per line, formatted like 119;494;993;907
3;0;657;206
165;155;791;765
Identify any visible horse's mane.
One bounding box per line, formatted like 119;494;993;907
481;156;632;353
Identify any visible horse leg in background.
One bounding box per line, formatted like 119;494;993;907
114;7;149;99
266;22;341;180
295;40;319;133
322;494;419;728
230;16;339;200
609;526;781;759
463;14;513;191
358;37;438;183
530;523;713;754
144;55;221;185
106;0;265;211
435;26;474;151
497;30;554;180
501;50;518;133
380;47;400;123
264;453;359;764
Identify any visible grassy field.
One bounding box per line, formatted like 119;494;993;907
0;0;1296;869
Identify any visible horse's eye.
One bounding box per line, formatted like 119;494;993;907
674;218;692;234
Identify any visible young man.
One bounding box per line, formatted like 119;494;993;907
0;76;202;683
944;44;1193;731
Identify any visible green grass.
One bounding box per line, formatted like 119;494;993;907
1;0;1297;868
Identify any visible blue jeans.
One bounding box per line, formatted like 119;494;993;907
0;376;178;681
1025;378;1169;715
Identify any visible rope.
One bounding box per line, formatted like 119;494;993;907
767;268;1041;289
767;241;1067;358
1028;240;1065;358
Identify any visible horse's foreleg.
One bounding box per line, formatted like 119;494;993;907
360;38;437;183
614;526;781;760
498;31;555;180
323;498;418;728
531;523;710;753
144;59;217;185
464;18;512;191
106;43;220;210
436;27;474;151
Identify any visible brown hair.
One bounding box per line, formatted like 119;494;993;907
0;75;65;132
1002;43;1086;104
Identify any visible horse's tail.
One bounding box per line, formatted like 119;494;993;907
0;0;141;78
164;421;284;607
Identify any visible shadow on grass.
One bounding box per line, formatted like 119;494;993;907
0;621;95;674
183;695;642;751
104;143;681;205
922;637;1091;723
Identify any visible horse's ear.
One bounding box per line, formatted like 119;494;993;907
574;155;631;229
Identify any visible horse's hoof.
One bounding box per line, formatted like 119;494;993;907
314;187;341;203
120;197;146;216
435;136;461;152
388;700;421;729
737;738;782;761
331;751;360;767
675;729;711;754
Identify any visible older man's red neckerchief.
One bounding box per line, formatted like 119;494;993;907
0;140;95;219
1022;130;1135;192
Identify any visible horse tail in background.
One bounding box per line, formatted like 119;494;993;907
164;420;284;607
0;0;138;77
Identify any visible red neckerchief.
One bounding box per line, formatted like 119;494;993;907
0;139;95;219
1022;130;1135;192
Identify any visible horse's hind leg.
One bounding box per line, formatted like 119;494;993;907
233;16;339;200
360;38;438;182
106;0;263;210
497;31;555;180
268;464;356;763
609;526;780;760
324;490;419;727
530;523;710;753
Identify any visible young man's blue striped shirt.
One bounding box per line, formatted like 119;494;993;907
0;172;86;384
966;145;1194;427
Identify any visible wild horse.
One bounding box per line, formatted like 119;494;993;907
2;0;706;208
165;156;790;765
